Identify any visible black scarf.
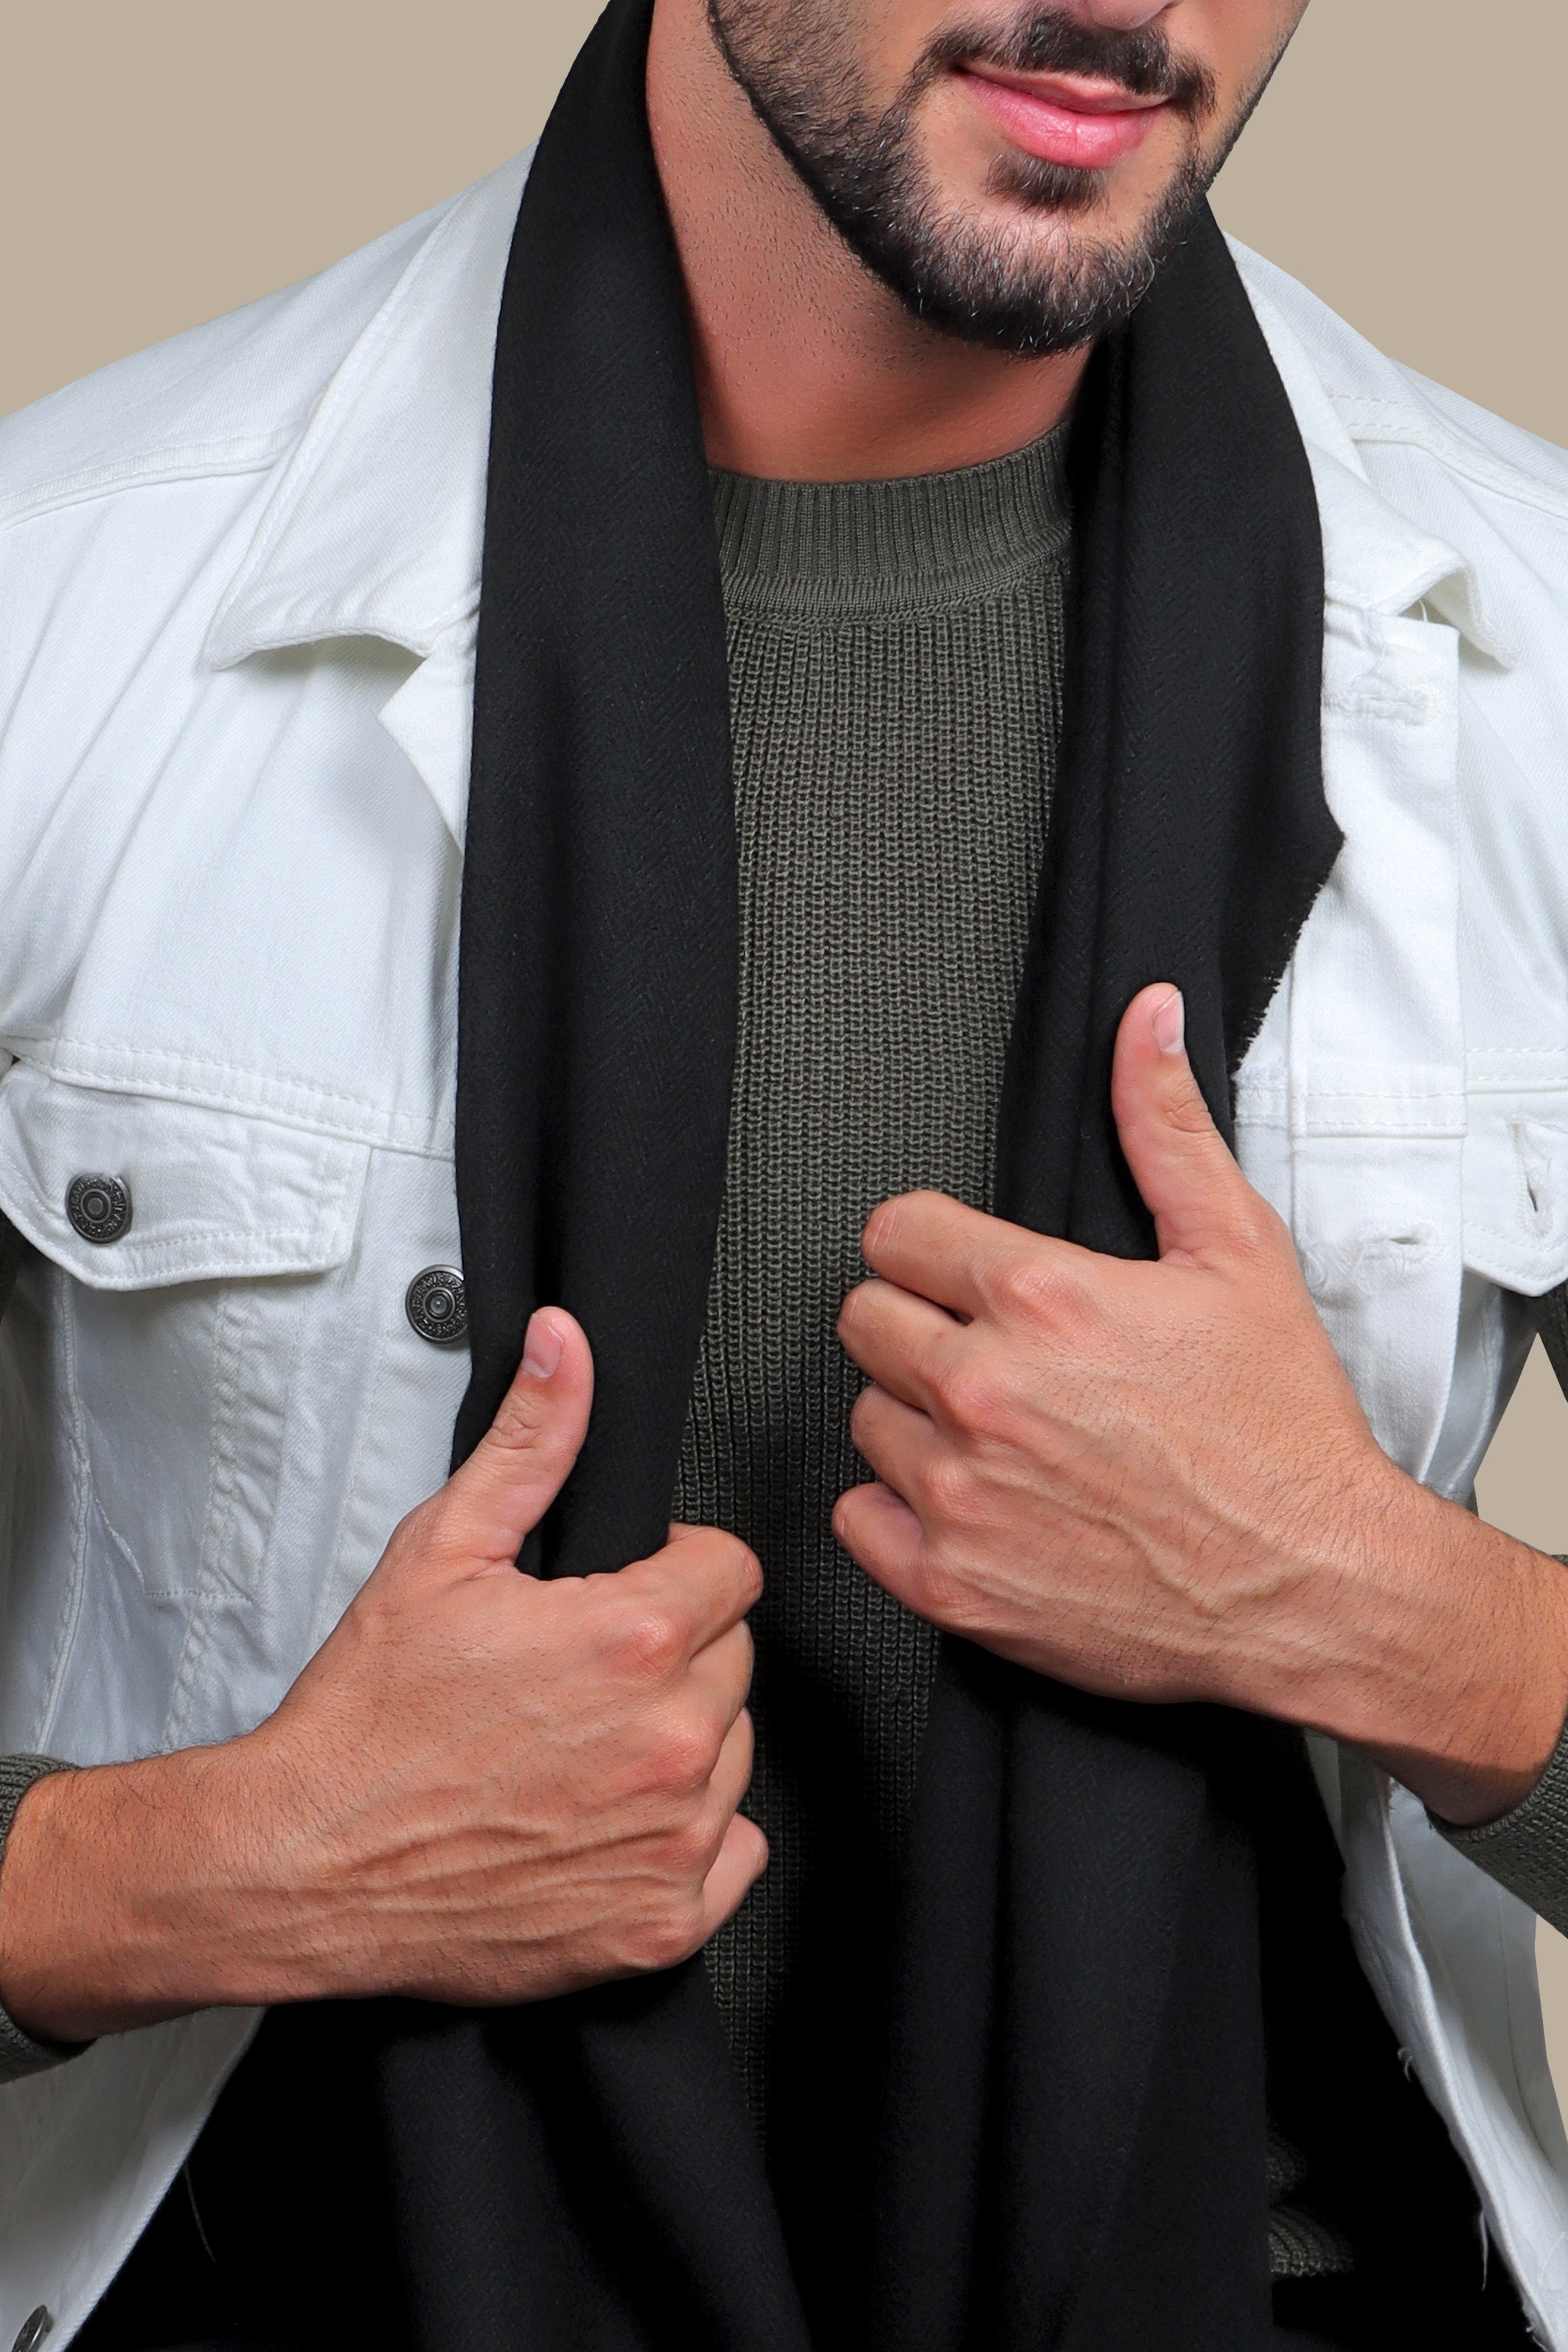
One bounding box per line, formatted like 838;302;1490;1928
358;7;1509;2349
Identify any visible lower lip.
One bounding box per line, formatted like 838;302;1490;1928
958;70;1164;170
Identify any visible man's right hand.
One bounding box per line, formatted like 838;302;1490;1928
0;1309;766;2042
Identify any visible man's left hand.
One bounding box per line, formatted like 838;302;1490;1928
834;984;1568;1826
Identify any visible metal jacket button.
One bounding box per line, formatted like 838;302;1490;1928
405;1267;468;1347
13;2308;52;2352
66;1175;132;1245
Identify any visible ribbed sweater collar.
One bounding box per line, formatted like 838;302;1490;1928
709;422;1071;620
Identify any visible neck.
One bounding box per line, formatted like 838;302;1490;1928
645;0;1089;482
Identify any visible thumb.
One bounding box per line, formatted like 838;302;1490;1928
1110;986;1258;1267
442;1308;594;1565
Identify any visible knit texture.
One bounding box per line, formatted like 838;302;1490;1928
678;430;1071;2148
1443;1691;1568;1935
1441;1585;1568;1930
1437;1292;1568;1924
1265;2127;1356;2280
0;1756;79;2083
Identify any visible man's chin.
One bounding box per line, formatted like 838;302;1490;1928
868;172;1203;356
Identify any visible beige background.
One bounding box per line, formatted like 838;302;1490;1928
6;0;1568;2079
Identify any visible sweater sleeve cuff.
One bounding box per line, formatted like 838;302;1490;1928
1438;1634;1568;1938
1447;1293;1568;1923
0;1755;91;2084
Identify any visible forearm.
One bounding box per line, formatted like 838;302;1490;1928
0;1732;336;2044
1239;1472;1568;1829
0;1757;83;2077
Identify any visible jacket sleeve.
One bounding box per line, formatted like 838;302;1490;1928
1439;1284;1568;1932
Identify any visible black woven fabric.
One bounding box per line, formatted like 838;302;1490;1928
361;4;1525;2349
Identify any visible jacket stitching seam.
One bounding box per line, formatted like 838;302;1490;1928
0;431;297;533
306;1315;394;1659
14;1036;401;1118
6;1045;456;1156
1332;395;1568;523
35;1276;94;1755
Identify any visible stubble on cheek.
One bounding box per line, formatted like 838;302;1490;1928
705;0;1252;355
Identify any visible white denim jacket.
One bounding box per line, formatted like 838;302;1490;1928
1;153;1567;2345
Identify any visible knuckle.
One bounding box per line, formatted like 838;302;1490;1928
985;1248;1062;1324
1241;1194;1293;1264
616;1600;685;1681
682;1529;762;1605
1164;1077;1218;1139
639;1897;706;1973
728;1538;764;1607
383;1497;439;1567
902;1552;975;1635
666;1803;722;1876
923;1449;980;1530
620;1854;715;1970
486;1381;546;1457
934;1360;1004;1441
652;1711;720;1800
386;1493;469;1582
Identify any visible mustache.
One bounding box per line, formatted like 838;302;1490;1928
924;8;1219;117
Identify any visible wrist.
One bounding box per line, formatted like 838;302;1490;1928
1254;1466;1568;1826
0;1730;335;2041
1382;1503;1568;1827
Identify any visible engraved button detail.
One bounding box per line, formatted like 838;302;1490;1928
13;2308;52;2352
66;1174;133;1245
405;1267;469;1347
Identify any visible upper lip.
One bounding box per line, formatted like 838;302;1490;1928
956;62;1170;115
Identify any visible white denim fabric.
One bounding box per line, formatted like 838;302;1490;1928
1;153;1567;2343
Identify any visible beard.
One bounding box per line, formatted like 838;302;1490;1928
705;1;1239;355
